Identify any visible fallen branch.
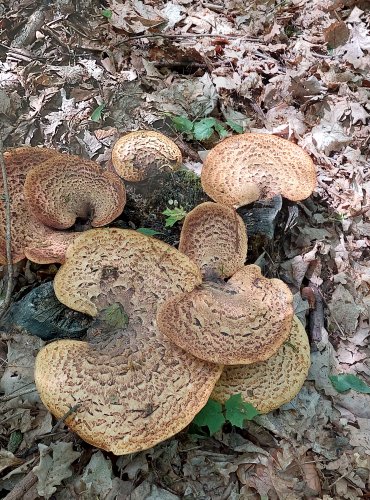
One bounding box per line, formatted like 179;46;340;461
0;139;14;320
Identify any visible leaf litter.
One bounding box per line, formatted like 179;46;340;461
0;0;370;498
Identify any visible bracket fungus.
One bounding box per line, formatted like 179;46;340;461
1;146;125;265
111;130;182;182
211;316;311;413
35;228;222;455
201;133;317;208
24;155;125;230
157;265;294;365
179;202;247;279
0;147;77;264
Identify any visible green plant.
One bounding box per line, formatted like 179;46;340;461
329;373;370;394
102;8;112;19
192;394;259;434
90;103;105;122
170;115;243;142
162;200;187;227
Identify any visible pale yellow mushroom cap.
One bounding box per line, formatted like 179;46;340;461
201;133;317;208
211;316;311;413
157;264;294;365
35;228;222;454
112;130;182;182
179;202;248;279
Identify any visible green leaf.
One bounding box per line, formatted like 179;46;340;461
90;104;105;122
226;119;244;133
100;303;129;329
193;399;226;435
136;228;163;236
193;117;217;141
214;121;228;139
102;9;112;19
162;207;187;227
224;394;259;428
171;115;194;133
329;374;370;394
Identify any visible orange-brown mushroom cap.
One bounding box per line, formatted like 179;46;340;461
24;155;126;230
157;264;294;365
111;130;182;182
201;133;317;208
179;202;247;279
211;316;311;413
35;229;222;454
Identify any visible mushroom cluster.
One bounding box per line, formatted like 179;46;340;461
30;131;314;455
0;147;125;264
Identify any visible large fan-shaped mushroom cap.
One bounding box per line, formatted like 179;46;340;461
179;202;247;279
201;133;316;208
112;130;182;182
157;265;294;365
211;316;311;413
35;229;222;455
24;155;125;230
0;146;75;264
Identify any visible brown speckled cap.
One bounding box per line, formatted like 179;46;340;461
179;202;247;279
0;146;68;264
157;264;294;365
112;130;182;182
201;133;316;207
35;228;222;454
211;316;311;413
24;155;126;230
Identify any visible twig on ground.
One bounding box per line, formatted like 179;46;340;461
0;139;14;321
0;386;37;403
119;32;261;45
3;471;38;500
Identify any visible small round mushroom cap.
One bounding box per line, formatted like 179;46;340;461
179;202;247;279
0;147;64;263
211;316;311;413
201;133;317;207
24;155;126;230
157;264;294;365
112;130;182;182
35;229;222;454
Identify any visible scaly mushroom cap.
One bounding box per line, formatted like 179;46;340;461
0;147;65;263
35;229;222;454
157;264;294;365
24;155;126;230
211;316;311;413
179;202;247;279
201;133;317;207
111;130;182;182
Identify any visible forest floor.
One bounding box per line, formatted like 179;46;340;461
0;0;370;498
